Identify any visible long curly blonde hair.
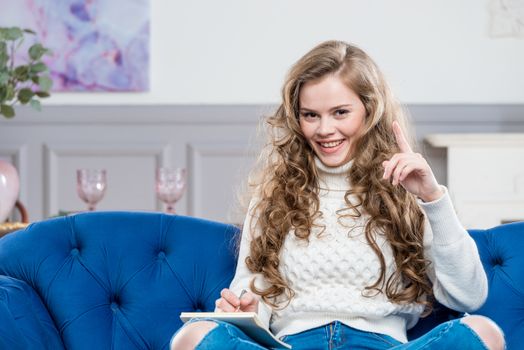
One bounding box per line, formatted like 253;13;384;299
245;40;432;312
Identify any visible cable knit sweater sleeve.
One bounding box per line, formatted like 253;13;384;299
420;186;488;312
216;197;273;328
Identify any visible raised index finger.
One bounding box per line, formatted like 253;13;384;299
392;120;413;153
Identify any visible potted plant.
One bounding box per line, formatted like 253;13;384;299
0;26;52;118
0;27;52;225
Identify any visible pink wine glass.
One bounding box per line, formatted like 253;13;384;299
77;169;107;211
156;167;186;214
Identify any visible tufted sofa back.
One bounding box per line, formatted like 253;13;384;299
0;213;522;349
0;212;239;350
407;221;524;349
469;222;524;349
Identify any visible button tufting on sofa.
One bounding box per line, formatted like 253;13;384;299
71;248;79;256
157;251;166;259
110;302;119;312
491;257;503;266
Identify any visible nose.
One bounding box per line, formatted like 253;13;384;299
317;116;335;137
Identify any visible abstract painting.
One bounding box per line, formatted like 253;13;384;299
1;0;149;91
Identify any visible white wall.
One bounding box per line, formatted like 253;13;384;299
32;0;524;105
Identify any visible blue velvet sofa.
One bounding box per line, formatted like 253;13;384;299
0;212;522;349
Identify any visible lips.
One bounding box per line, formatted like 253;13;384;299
316;139;346;154
318;140;344;148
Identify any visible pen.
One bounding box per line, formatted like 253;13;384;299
235;289;247;312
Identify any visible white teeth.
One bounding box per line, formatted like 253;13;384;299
319;140;344;148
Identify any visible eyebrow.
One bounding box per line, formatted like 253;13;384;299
299;104;354;112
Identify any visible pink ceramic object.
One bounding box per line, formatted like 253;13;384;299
0;160;20;223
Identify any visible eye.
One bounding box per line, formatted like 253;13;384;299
334;109;350;117
300;112;318;120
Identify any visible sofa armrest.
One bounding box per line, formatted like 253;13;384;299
0;276;64;349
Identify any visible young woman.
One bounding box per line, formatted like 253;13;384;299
171;40;505;350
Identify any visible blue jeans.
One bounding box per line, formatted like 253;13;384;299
174;318;490;349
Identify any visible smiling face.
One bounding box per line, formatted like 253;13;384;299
298;73;367;167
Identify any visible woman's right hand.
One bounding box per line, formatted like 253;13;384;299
215;288;259;313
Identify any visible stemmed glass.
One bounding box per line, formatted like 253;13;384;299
76;169;107;211
156;167;187;214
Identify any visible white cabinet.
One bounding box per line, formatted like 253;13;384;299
425;134;524;229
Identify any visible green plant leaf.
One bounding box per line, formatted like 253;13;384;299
5;27;23;41
14;65;30;81
0;104;15;118
30;62;47;73
0;26;50;117
35;91;50;98
28;44;47;61
38;76;53;91
18;88;34;104
14;65;28;75
30;99;41;111
0;71;8;85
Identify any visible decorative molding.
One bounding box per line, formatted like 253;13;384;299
187;142;252;218
44;143;170;217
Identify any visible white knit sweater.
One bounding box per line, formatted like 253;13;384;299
227;158;487;343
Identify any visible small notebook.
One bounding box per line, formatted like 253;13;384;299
180;312;291;349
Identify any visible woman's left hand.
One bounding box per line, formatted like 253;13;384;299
382;121;444;202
